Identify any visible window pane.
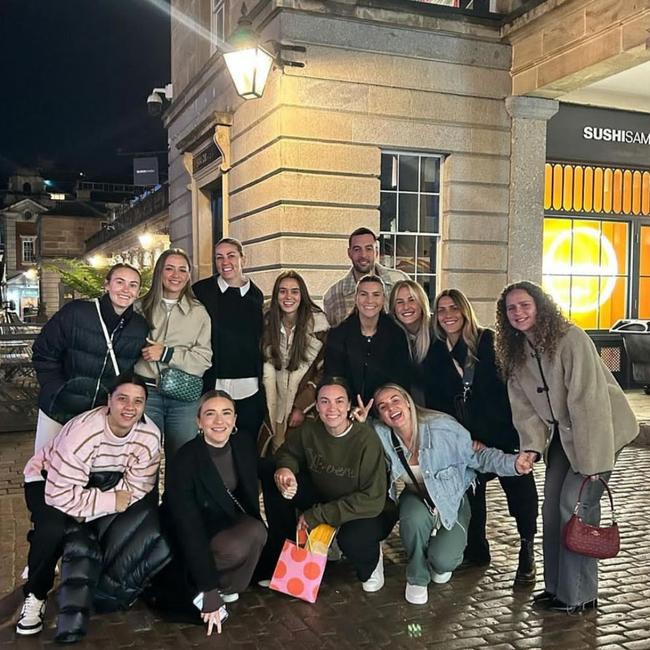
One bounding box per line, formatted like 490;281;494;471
418;275;436;304
420;195;439;234
398;193;418;232
416;236;436;275
380;192;397;233
639;277;650;318
421;156;440;193
379;234;395;268
395;235;416;273
398;155;419;192
381;154;398;190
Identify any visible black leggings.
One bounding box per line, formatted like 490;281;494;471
465;472;538;560
259;460;397;581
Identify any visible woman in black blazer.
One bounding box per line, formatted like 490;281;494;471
324;274;411;405
424;289;538;585
156;390;266;635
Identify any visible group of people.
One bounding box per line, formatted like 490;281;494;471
16;227;638;643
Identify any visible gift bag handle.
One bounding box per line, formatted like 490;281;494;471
574;476;616;524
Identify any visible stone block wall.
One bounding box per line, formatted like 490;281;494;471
168;1;514;323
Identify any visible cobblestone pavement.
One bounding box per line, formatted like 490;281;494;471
1;431;649;649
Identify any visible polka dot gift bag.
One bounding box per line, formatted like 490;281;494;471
270;524;336;603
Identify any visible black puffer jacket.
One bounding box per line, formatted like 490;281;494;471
56;489;171;643
32;294;148;424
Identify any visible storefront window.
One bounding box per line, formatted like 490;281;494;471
542;217;629;330
379;151;441;301
639;225;650;319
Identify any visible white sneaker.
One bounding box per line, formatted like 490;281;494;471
431;571;452;584
257;579;271;588
221;592;239;603
328;537;343;562
405;583;428;604
16;593;46;636
362;547;384;593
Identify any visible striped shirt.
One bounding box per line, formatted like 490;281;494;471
323;263;409;328
24;406;161;520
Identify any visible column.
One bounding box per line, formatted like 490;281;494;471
505;96;559;284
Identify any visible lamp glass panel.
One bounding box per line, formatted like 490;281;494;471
224;47;273;99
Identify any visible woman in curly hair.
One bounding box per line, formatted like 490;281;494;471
261;271;329;454
495;281;638;614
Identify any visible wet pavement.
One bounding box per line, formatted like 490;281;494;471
1;393;649;649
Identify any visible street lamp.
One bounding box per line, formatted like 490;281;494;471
223;4;306;100
223;5;273;100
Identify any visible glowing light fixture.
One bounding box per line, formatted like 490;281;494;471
87;254;107;268
543;227;618;314
223;5;273;100
139;231;154;250
24;268;39;281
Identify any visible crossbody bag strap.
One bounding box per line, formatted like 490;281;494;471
527;340;558;427
95;299;120;376
224;486;246;514
389;431;436;513
459;329;482;402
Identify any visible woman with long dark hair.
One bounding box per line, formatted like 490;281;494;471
424;288;539;584
135;248;212;459
495;281;637;613
261;271;329;455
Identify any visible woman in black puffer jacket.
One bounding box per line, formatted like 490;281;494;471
32;263;148;450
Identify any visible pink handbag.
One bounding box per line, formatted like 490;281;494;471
269;526;333;603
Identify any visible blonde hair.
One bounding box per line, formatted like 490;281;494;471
373;383;422;453
432;288;480;366
389;280;431;363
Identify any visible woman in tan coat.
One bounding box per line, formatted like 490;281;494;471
135;249;212;461
261;271;329;454
495;281;638;614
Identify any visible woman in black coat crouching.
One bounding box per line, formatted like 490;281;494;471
152;390;266;635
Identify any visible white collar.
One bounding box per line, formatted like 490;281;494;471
218;274;250;296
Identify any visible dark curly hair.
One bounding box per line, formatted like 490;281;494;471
495;281;570;379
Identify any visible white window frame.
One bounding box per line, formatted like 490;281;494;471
379;150;443;301
21;235;37;264
210;0;226;55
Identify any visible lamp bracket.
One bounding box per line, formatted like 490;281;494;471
266;41;307;72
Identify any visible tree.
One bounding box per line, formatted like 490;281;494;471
46;259;152;298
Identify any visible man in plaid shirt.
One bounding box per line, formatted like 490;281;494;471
323;228;408;327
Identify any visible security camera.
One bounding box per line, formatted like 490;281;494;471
146;84;173;118
147;92;163;117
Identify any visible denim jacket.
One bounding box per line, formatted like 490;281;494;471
373;411;520;530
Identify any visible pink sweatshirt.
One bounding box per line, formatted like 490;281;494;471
24;406;161;520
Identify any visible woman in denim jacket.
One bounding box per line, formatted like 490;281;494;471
371;384;533;606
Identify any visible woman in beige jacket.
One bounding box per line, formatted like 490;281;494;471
261;271;329;455
495;281;638;614
135;248;212;460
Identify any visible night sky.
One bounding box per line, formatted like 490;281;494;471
0;0;170;185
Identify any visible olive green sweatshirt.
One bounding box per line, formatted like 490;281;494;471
275;419;388;528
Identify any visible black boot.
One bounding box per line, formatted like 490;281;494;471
514;538;536;585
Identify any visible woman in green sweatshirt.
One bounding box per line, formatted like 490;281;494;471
259;376;397;592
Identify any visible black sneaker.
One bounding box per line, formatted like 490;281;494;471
532;589;555;605
15;593;46;636
548;597;598;614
